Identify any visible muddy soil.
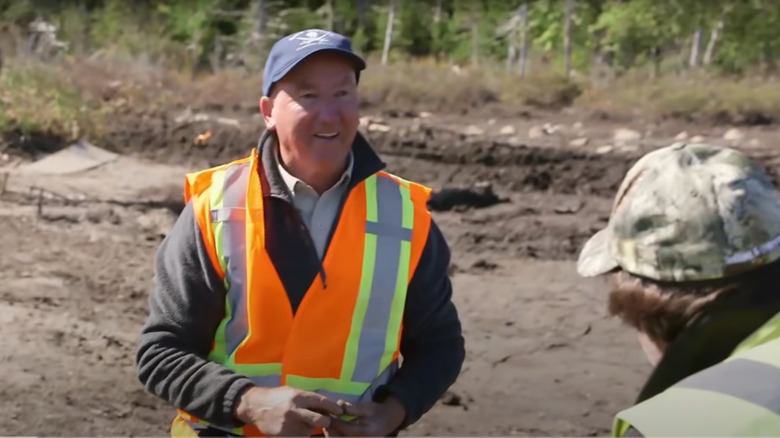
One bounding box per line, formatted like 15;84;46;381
2;105;779;436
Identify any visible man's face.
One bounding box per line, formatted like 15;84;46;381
260;52;359;178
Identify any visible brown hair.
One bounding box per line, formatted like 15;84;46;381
606;258;780;345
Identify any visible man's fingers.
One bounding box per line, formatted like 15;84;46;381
341;401;374;418
297;392;344;416
293;407;333;429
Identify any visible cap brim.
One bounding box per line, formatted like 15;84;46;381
576;227;619;277
270;47;366;85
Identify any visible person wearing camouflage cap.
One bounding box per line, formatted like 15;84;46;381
577;142;780;437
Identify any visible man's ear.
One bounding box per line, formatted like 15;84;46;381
259;96;275;130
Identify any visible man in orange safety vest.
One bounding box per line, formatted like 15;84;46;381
135;28;465;437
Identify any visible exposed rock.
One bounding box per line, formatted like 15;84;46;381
613;128;641;143
723;128;745;142
463;125;485;136
569;137;589;147
596;145;613;154
528;126;545;139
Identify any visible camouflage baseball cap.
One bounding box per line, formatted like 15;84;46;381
577;142;780;282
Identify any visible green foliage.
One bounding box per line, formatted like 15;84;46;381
1;0;780;75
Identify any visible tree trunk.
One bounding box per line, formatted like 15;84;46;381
325;0;334;31
651;46;661;79
506;10;518;71
563;0;573;78
518;2;528;76
471;16;479;68
703;19;724;66
689;27;702;68
252;0;267;46
79;0;90;55
381;0;397;66
356;0;368;28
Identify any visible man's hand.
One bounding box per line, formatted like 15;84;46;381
234;386;345;436
326;396;406;437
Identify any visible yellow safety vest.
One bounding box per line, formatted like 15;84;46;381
613;311;780;437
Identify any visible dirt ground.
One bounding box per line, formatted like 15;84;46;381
3;104;780;436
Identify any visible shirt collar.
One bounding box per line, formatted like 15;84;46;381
277;147;354;195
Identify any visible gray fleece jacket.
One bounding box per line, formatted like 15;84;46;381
134;131;465;435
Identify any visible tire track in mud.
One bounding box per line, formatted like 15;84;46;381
34;110;780;264
93;109;642;199
86;110;643;262
368;130;640;197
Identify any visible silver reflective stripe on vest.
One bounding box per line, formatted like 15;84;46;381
214;163;251;358
677;358;780;415
364;221;413;241
351;174;412;383
250;374;282;388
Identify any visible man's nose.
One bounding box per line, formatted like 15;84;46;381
316;98;340;123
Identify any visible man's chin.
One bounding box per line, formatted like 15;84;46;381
309;145;350;159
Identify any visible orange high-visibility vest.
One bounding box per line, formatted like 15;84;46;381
171;148;433;437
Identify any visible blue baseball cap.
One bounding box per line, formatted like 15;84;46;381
262;29;366;96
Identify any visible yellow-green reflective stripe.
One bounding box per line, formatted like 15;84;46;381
389;173;411;188
287;375;370;395
214;221;227;289
341;176;378;382
616;386;780;436
352;175;412;383
399;182;414;229
731;337;780;368
380;183;413;374
365;174;378;221
210;169;229;282
342;174;413;384
220;164;251;358
208;163;252;364
615;353;780;436
224;362;281;376
223;361;282;388
209;170;229;363
382;248;411;373
676;358;780;416
207;296;231;364
732;312;780;356
342;237;376;381
612;415;629;437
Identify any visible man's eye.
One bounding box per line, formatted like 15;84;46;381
301;93;316;99
335;90;348;97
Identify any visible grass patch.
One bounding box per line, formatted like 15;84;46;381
357;56;583;113
0;55;188;152
577;70;780;125
0;60;96;138
4;52;780;154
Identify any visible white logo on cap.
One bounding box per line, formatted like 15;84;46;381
288;30;331;50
